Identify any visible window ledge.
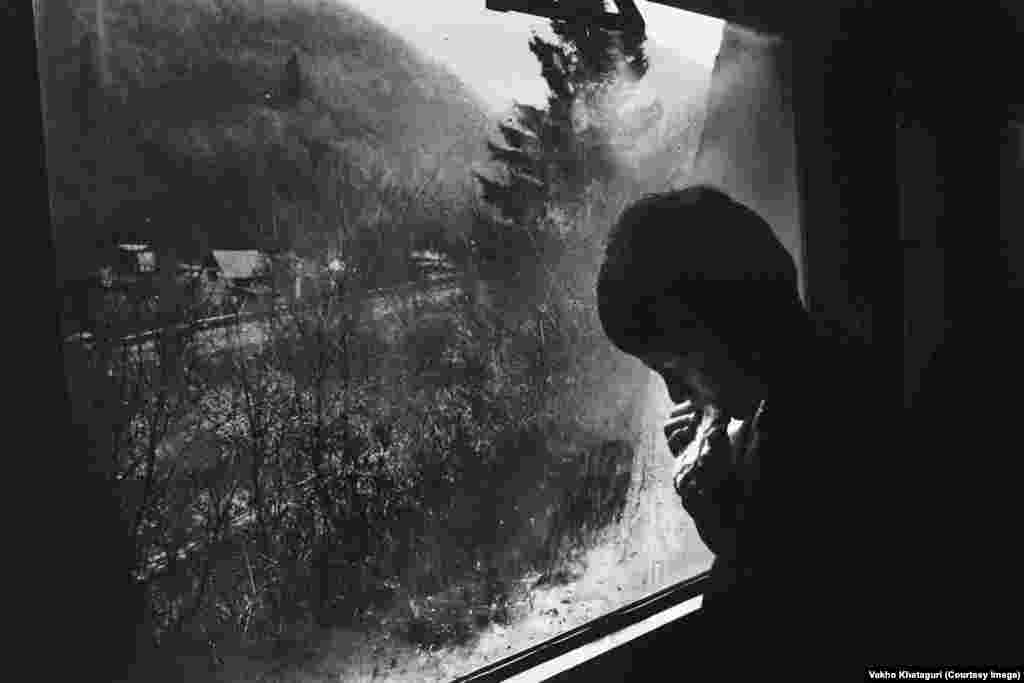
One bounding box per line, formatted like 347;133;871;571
452;569;712;682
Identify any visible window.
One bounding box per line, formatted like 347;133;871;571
39;1;820;680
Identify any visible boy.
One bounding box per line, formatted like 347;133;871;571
596;185;848;663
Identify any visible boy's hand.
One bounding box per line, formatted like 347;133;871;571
666;402;729;497
663;400;703;458
665;402;744;559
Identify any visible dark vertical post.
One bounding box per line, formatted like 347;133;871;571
787;7;899;361
27;1;138;679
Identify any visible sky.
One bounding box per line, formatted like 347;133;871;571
338;0;724;112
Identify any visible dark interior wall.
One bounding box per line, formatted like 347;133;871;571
691;24;805;303
901;124;946;409
897;9;1021;412
1001;121;1024;293
789;11;896;351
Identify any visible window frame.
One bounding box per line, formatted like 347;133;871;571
451;568;712;682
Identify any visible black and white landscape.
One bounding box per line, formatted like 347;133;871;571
37;1;718;680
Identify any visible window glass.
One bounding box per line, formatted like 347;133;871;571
36;2;798;680
691;22;805;303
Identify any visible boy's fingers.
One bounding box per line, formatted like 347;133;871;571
668;401;697;418
664;404;700;446
664;413;697;430
666;428;692;455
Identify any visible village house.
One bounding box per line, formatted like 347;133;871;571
200;249;272;313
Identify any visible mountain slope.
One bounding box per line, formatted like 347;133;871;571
38;0;494;276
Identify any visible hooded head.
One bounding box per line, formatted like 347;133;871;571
596;185;806;416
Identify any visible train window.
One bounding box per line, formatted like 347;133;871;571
32;0;826;679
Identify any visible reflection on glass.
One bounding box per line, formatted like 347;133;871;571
39;0;730;679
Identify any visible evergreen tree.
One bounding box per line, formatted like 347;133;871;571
474;0;659;227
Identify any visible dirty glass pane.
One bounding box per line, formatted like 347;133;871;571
34;1;770;680
692;23;805;303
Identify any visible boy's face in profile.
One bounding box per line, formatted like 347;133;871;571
636;306;763;420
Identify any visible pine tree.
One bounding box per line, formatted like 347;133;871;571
474;0;659;227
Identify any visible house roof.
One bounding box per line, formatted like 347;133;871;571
211;250;267;280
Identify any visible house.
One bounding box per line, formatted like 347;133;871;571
210;250;268;286
107;243;199;289
205;250;274;313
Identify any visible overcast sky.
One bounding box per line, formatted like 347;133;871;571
339;0;724;112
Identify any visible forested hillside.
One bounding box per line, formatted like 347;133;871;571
37;0;492;283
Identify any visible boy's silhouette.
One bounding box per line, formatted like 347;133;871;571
596;185;865;672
